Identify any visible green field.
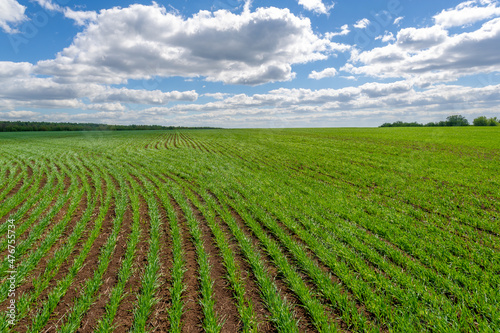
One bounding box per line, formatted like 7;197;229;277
0;127;499;332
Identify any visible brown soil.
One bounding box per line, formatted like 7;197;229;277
224;203;316;333
112;192;151;333
12;176;108;332
0;191;89;315
285;218;385;332
4;177;25;199
260;203;381;332
215;214;275;332
0;176;62;263
15;175;75;259
78;202;134;332
188;198;241;333
179;133;197;150
0;170;47;231
201;190;276;332
38;189;117;331
170;195;203;333
258;216;356;332
146;195;173;332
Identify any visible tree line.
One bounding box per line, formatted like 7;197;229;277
380;115;499;127
0;121;218;132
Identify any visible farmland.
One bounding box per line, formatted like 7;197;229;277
0;127;499;332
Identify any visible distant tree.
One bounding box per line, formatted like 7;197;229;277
445;115;469;126
0;121;220;132
472;116;498;126
473;116;489;126
379;121;423;127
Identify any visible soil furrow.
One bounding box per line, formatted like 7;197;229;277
188;198;241;333
207;189;315;332
146;195;173;332
112;191;151;333
78;204;134;332
170;195;203;333
41;196;117;331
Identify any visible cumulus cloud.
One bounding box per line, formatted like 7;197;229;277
298;0;334;15
375;31;395;43
309;67;337;79
434;0;500;28
0;62;33;78
0;72;198;111
83;103;126;112
354;18;370;29
203;92;231;100
124;80;500;127
135;80;490;114
33;0;97;26
345;15;500;84
63;8;98;26
34;3;343;85
394;16;404;25
0;110;39;120
89;87;198;105
4;80;500;127
344;1;500;84
3;0;500;128
33;0;61;11
325;24;350;38
396;26;448;50
0;0;26;33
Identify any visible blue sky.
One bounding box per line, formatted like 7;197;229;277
1;0;500;127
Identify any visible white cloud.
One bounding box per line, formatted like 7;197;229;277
0;0;26;33
298;0;334;15
135;80;467;114
4;80;500;127
33;0;98;26
345;17;500;85
354;18;370;29
63;8;98;26
0;110;39;120
375;31;395;43
34;3;343;86
0;62;33;78
0;71;198;111
309;67;337;79
123;81;500;127
83;103;126;112
89;87;198;105
434;0;500;28
394;16;404;25
243;0;252;13
203;92;231;100
3;1;500;128
396;26;448;50
325;24;350;38
33;0;61;12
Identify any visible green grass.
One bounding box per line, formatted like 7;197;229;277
0;127;498;332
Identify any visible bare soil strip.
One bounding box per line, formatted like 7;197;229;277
170;196;203;333
203;188;314;332
229;206;316;332
112;192;151;333
78;203;134;332
3;192;89;311
188;198;241;333
41;197;117;331
146;195;174;332
13;182;104;330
